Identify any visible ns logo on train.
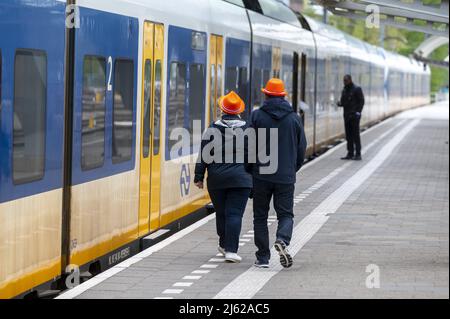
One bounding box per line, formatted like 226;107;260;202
180;164;191;197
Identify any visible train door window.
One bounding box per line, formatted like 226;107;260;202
189;63;205;152
210;64;216;121
300;53;307;102
217;64;223;101
291;52;299;113
213;64;223;117
112;59;134;164
81;56;106;171
153;60;162;155
168;62;186;153
306;55;314;108
142;59;152;158
13;50;47;184
272;48;281;78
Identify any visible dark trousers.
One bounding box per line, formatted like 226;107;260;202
253;178;295;263
209;188;251;253
344;115;362;156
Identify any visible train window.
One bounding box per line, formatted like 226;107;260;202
142;59;152;158
258;0;300;26
238;67;248;106
168;62;186;153
189;63;205;152
263;69;271;102
153;60;162;155
192;32;206;51
242;0;263;13
252;68;262;108
13;50;47;184
258;0;278;18
223;0;245;7
225;67;247;110
81;56;106;171
112;59;134;164
225;67;238;93
284;71;293;104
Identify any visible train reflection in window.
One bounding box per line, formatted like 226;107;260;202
189;63;205;153
81;56;106;170
168;62;186;154
13;50;47;184
112;59;134;164
153;60;162;156
142;59;152;159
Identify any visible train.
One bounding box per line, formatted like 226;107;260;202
0;0;430;298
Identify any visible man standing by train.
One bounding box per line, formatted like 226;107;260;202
338;75;365;161
250;78;307;269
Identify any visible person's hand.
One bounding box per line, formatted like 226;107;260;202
195;181;204;189
355;112;361;119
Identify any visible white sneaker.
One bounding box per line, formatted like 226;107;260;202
218;246;226;256
225;252;242;263
254;260;270;268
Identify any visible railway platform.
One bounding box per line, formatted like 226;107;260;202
57;102;449;299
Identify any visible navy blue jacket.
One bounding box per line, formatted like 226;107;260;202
194;115;253;191
250;97;307;185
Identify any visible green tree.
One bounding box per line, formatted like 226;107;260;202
430;44;449;92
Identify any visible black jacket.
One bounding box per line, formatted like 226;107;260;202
249;97;307;185
194;115;253;191
339;83;365;117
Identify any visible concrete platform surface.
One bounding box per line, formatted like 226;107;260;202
58;102;449;299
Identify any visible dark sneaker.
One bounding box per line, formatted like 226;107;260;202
274;240;293;268
341;154;353;160
254;260;270;268
352;155;362;161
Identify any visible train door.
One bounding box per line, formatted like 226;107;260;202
139;22;165;236
209;35;223;123
292;52;299;113
299;53;307;125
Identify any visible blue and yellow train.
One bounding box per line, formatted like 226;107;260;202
0;0;430;298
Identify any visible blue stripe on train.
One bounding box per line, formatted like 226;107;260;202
0;0;66;203
71;7;139;186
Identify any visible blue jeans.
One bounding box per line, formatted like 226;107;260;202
209;188;251;253
253;178;295;263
